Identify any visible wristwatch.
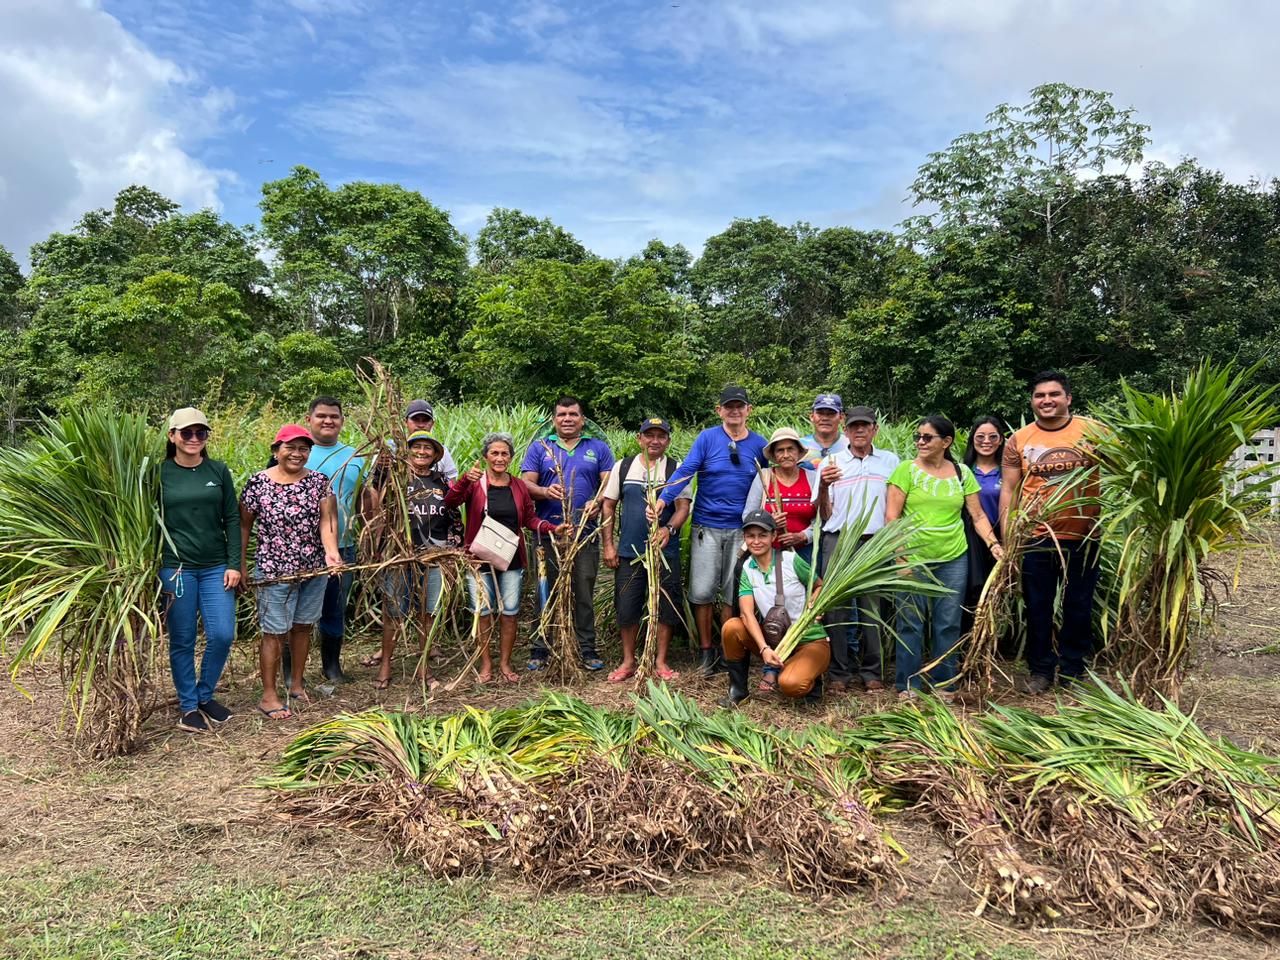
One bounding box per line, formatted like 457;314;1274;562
664;525;676;537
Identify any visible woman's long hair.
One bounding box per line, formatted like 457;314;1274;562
165;436;208;462
962;416;1006;468
919;415;958;463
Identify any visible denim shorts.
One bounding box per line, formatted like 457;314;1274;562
256;575;327;634
688;525;744;606
467;566;524;616
383;564;444;618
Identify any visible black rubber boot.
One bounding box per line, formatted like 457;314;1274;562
320;631;353;683
717;656;751;708
802;673;825;706
696;646;718;678
281;646;293;689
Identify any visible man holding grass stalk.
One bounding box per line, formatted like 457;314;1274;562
999;370;1104;694
601;417;692;683
815;403;900;694
521;396;615;671
656;386;768;677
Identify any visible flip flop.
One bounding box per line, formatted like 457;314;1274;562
501;670;522;684
607;666;636;684
373;676;391;690
257;704;292;721
655;666;680;681
360;652;383;668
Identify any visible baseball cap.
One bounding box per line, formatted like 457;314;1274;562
719;385;749;405
406;430;445;458
741;508;777;533
168;407;209;431
845;405;878;424
638;416;672;435
273;424;314;446
405;399;435;420
812;393;843;413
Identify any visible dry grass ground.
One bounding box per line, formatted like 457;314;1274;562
2;530;1278;960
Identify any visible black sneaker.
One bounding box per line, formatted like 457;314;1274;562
178;710;210;733
1017;673;1053;695
199;699;233;725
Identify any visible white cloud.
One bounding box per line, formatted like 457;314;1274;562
0;0;231;264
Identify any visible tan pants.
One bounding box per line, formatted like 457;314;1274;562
722;617;831;699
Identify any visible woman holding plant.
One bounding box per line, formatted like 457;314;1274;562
720;510;830;706
159;407;241;733
446;433;569;684
960;417;1007;643
742;427;820;564
240;424;342;721
885;416;1004;702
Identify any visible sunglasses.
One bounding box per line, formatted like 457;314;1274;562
408;414;433;423
728;439;741;466
913;433;941;444
178;426;210;441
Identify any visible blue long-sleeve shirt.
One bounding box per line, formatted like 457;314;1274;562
660;426;767;528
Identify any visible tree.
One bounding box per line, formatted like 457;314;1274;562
622;239;694;297
907;82;1150;242
461;259;701;422
473;207;591;272
260;166;468;343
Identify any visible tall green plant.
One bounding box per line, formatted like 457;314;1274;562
1090;362;1279;703
0;410;166;756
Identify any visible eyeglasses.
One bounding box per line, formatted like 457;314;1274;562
973;434;1001;444
178;427;210;441
728;439;741;466
913;433;940;444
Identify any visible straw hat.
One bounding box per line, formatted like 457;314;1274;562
764;427;805;461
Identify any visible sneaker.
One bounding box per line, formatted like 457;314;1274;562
178;710;210;732
863;679;886;692
526;658;547;672
897;688;920;702
1018;673;1053;695
199;699;233;725
582;656;605;672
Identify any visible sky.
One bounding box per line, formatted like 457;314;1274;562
2;0;1279;267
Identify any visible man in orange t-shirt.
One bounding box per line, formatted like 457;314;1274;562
998;370;1103;694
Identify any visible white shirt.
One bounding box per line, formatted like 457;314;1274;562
823;445;900;534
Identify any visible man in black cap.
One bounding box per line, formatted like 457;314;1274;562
657;386;768;675
403;399;458;481
600;417;692;682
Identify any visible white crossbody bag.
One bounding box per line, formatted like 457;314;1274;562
468;475;520;571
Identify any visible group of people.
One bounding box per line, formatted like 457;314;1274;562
156;371;1102;731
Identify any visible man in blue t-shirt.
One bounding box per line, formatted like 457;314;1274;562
520;395;615;670
658;385;767;675
304;395;366;684
601;417;692;683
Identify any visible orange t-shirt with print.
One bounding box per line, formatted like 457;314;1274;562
1003;415;1102;540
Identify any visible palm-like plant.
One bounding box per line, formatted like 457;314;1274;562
0;410;166;757
1090;362;1278;703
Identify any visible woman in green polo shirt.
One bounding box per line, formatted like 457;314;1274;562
159;408;241;732
885;415;1004;701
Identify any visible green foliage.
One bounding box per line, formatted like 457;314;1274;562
461;258;702;422
1090;362;1280;701
474;206;592;272
0;410;165;756
259;165;468;344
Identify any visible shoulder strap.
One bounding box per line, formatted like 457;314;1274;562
774;550;786;605
619;454;637;483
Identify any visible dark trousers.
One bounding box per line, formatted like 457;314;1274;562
532;534;601;659
819;531;884;684
1022;537;1101;681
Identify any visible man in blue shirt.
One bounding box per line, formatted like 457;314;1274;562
658;386;767;675
304;395;366;684
801;393;850;468
521;396;615;670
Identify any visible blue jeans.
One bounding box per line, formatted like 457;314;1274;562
384;564;444;618
894;553;968;692
1023;538;1101;681
467;566;525;616
318;544;357;639
160;565;237;713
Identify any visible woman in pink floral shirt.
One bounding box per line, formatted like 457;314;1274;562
239;424;341;720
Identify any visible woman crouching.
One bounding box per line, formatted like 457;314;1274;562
720;509;830;706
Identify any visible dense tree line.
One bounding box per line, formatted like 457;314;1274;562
3;85;1277;434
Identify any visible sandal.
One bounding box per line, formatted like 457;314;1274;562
373;676;391;690
607;666;636;684
758;668;779;693
475;670;493;685
655;666;680;681
257;704;292;721
360;652;383;668
500;669;521;684
286;689;311;706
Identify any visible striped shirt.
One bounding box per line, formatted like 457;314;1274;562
822;446;900;535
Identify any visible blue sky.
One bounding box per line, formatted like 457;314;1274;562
3;0;1279;265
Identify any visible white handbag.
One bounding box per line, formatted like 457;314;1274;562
468;475;520;571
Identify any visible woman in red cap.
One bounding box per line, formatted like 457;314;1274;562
239;424;342;720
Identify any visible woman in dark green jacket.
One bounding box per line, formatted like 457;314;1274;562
159;408;241;732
